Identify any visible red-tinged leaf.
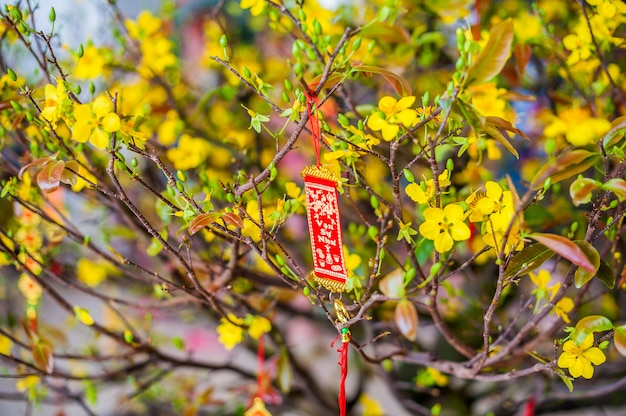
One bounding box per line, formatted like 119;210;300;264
614;324;626;357
571;315;613;345
504;243;555;279
394;298;418;341
483;124;519;159
308;71;345;91
277;347;292;394
530;150;600;189
573;240;600;288
222;212;243;228
32;340;54;373
528;233;595;273
602;178;626;201
359;22;411;44
351;64;412;96
188;212;220;235
569;178;598;206
60;160;80;186
597;260;615;290
379;268;405;298
602;115;626;148
485;116;530;140
36;160;65;193
18;151;60;180
514;43;532;79
465;19;514;87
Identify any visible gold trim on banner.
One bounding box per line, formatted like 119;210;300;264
313;273;346;293
301;165;338;182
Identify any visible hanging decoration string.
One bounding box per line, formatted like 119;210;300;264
245;335;271;416
304;88;321;167
300;79;352;415
330;298;351;416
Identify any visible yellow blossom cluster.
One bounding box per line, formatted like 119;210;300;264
216;313;272;350
125;11;177;78
466;181;523;255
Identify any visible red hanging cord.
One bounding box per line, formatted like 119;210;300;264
257;335;264;397
304;89;321;167
331;328;351;416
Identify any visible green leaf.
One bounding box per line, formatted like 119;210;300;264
277;347;293;394
465;19;514;87
613;324;626;357
571;315;613;345
569;177;598;206
395;298;418;341
530;150;600;190
597;260;615;289
573;240;600;288
602;115;626;148
147;237;163;256
602;178;626;201
528;233;595;273
351;64;412;96
504;243;555;279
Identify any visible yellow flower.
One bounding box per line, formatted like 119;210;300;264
17;273;42;304
125;11;162;40
553;297;574;323
0;334;13;355
513;11;542;43
157;110;183;146
16;375;40;393
405;170;450;205
544;106;611;147
40;81;69;128
419;204;470;253
468;83;513;122
367;96;418;141
138;36;177;77
471;181;514;221
166;134;211;170
483;215;523;254
529;269;560;301
241;0;266;16
217;313;245;350
73;44;108;79
76;258;107;288
74;306;95;326
359;393;384;416
72;96;121;149
558;333;606;379
247;316;271;339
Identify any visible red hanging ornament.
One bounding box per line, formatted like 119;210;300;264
302;165;348;293
302;88;348;293
245;336;272;416
302;84;352;415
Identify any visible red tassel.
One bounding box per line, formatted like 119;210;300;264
331;328;351;416
257;335;264;397
523;395;535;416
304;88;321;167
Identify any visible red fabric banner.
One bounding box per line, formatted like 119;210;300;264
303;166;347;292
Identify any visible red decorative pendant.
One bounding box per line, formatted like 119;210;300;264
302;165;348;293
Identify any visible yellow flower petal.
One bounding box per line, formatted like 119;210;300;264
90;128;109;149
92;96;112;118
101;112;121;132
434;232;454;253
